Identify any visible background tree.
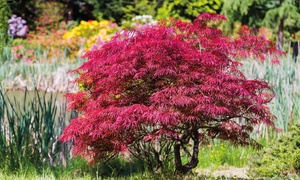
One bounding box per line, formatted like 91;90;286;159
263;0;300;49
84;0;130;24
221;0;300;49
8;0;95;31
83;0;222;24
156;0;223;21
64;0;95;22
122;0;161;20
60;13;281;174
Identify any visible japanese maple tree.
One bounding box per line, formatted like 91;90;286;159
60;13;282;174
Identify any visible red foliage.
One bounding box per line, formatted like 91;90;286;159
60;13;282;170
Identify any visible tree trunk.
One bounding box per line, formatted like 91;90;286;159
277;0;284;50
153;148;163;170
174;142;182;173
174;129;200;174
278;17;284;50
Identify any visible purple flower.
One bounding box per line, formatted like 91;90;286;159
16;25;28;37
8;15;28;37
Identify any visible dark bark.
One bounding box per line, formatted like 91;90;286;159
174;129;200;174
174;142;182;173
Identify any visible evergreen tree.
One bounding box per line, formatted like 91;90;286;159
221;0;300;49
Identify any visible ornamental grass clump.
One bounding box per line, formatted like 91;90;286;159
241;57;300;135
0;88;69;172
60;13;282;174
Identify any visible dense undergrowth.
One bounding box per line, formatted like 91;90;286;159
248;123;300;179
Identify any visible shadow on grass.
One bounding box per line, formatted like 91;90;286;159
52;156;145;179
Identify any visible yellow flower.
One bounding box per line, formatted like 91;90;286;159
69;52;76;59
80;20;87;25
90;20;99;26
63;19;119;50
62;33;69;39
99;20;109;27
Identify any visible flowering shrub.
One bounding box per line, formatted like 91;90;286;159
60;13;282;174
63;20;119;51
25;22;84;61
8;15;28;38
121;15;157;30
15;1;75;61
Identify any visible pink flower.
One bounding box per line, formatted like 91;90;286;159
15;53;20;58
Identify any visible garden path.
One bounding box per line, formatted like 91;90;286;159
196;166;249;179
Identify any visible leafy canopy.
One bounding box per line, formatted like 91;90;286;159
85;0;223;24
60;13;281;173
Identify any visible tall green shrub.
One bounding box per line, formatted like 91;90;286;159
0;0;11;60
